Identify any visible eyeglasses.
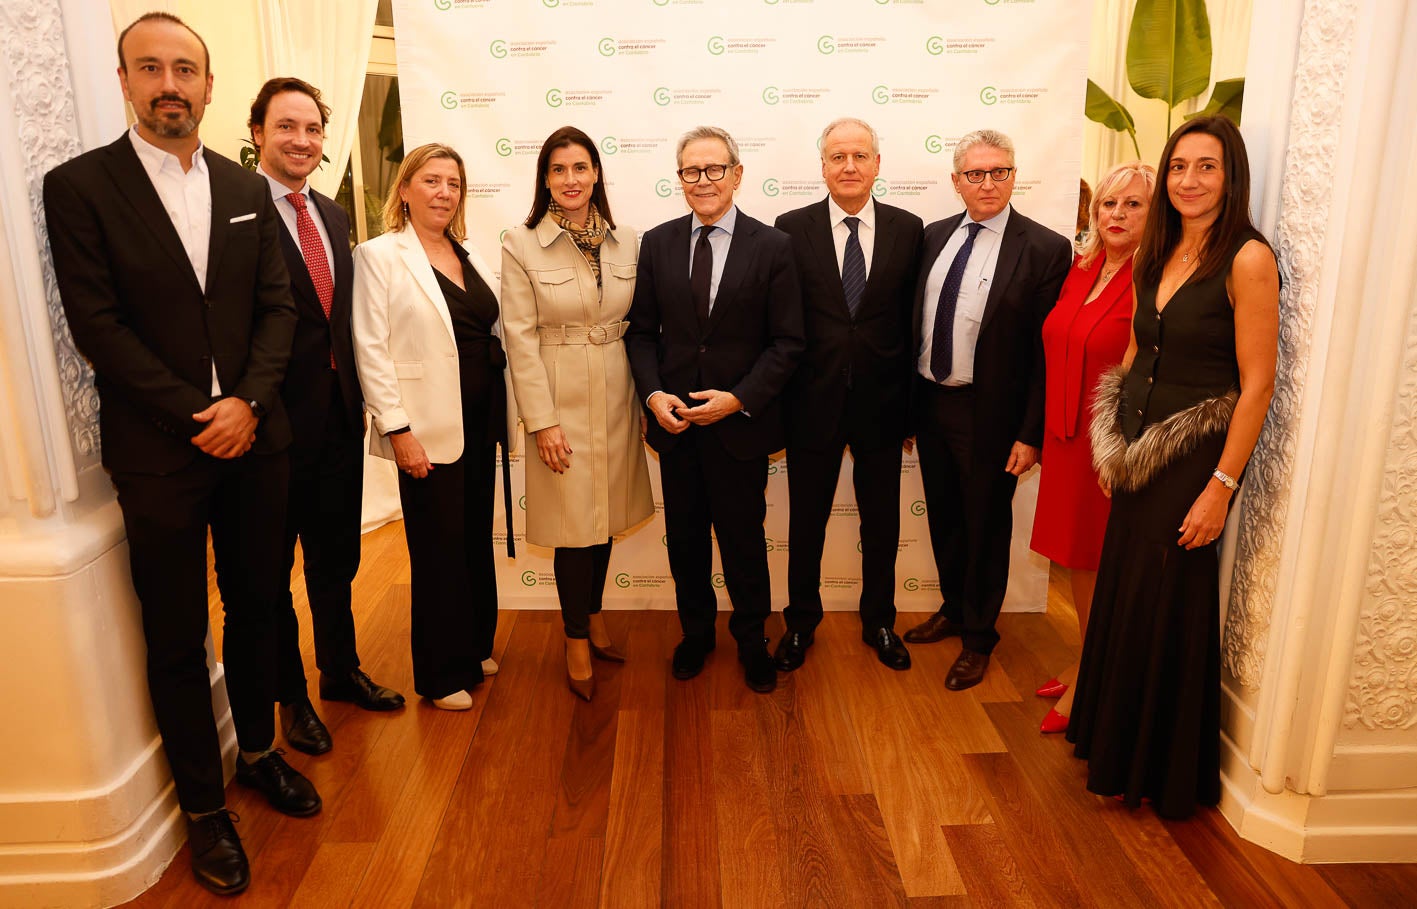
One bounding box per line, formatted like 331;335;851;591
677;163;733;184
958;167;1015;184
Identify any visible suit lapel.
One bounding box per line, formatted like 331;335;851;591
204;150;235;286
860;201;894;311
101;137;202;290
395;228;457;349
666;215;694;334
276;212;322;313
707;210;755;336
913;212;961;335
978;211;1024;338
805;199;848;315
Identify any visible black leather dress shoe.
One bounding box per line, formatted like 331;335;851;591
280;700;332;755
945;650;990;691
319;669;405;711
903;610;964;644
740;646;777;693
671;637;715;680
865;628;911;670
773;630;813;672
187;809;249;896
235;750;322;817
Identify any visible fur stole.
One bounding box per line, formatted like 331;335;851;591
1089;366;1237;493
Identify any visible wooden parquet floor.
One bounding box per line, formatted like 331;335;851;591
125;522;1417;907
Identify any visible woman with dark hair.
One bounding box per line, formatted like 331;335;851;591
1067;117;1279;818
353;143;518;710
1029;160;1154;735
500;126;653;701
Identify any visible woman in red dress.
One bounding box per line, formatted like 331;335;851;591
1029;161;1154;733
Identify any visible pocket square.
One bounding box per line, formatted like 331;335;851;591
229;212;257;223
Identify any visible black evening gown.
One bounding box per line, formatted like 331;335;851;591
1067;227;1265;819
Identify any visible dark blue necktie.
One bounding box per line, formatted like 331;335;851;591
841;216;866;317
930;221;984;383
692;225;714;326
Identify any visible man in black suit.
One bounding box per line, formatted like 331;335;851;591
773;118;922;672
248;77;404;758
43;14;319;895
626;125;804;693
902;129;1070;691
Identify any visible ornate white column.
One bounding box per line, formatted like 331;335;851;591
0;2;231;905
1219;0;1417;862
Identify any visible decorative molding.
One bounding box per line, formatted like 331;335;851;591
0;2;100;459
1345;283;1417;730
1223;0;1358;688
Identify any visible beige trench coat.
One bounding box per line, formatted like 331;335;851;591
500;216;653;548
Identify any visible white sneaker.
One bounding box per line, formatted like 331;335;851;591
481;658;499;676
431;690;473;710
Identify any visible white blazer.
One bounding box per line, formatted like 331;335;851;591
352;224;519;464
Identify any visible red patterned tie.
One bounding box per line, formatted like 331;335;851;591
286;192;336;368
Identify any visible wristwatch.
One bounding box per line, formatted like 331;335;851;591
245;398;267;419
1212;468;1239;491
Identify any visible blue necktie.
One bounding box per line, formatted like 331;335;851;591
930;222;984;383
692;225;714;327
841;216;866;317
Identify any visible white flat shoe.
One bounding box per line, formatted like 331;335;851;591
481;658;499;676
431;690;473;711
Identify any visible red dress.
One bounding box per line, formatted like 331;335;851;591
1029;255;1133;570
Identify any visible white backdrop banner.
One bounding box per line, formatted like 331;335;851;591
391;0;1090;613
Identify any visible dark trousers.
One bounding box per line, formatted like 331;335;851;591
276;386;364;703
784;435;902;636
914;378;1018;655
112;450;288;813
554;540;613;639
658;427;771;650
397;443;498;699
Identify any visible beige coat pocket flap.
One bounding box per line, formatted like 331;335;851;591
533;266;577;286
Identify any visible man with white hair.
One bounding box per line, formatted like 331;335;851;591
903;129;1071;691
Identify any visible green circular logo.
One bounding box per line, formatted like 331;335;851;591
712;573;726;589
439;91;458;110
762;177;780;197
765;537;775;552
985;0;1002;5
903;577;919;591
543;0;559;7
762;86;780;105
653;0;669;5
546;88;564;108
614;572;631;589
872;178;888;198
910;499;926;515
652;86;671;106
925;36;944;55
857;540;863;553
871;85;890;105
489;39;508;58
980;85;999;105
924;135;943;154
433;0;452;10
655;179;673;198
521;570;537;587
601;136;619;155
707;36;725;55
494;138;512;157
598;37;616;56
817;35;835;55
502;229;511;244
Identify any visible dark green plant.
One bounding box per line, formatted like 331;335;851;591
1086;0;1244;156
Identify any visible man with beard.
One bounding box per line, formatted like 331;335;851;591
43;13;317;896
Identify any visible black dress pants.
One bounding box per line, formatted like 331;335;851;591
554;540;613;639
914;378;1018;655
112;450;288;813
275;385;364;703
784;435;902;636
658;427;771;650
397;442;497;699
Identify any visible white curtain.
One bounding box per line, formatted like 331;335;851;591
255;0;378;197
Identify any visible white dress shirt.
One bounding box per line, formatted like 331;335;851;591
128;125;220;395
827;194;875;278
257;163;334;277
917;204;1011;386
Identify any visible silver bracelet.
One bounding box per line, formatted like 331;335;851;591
1212;468;1239;491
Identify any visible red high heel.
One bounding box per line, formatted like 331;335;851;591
1035;677;1068;698
1040;708;1069;734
